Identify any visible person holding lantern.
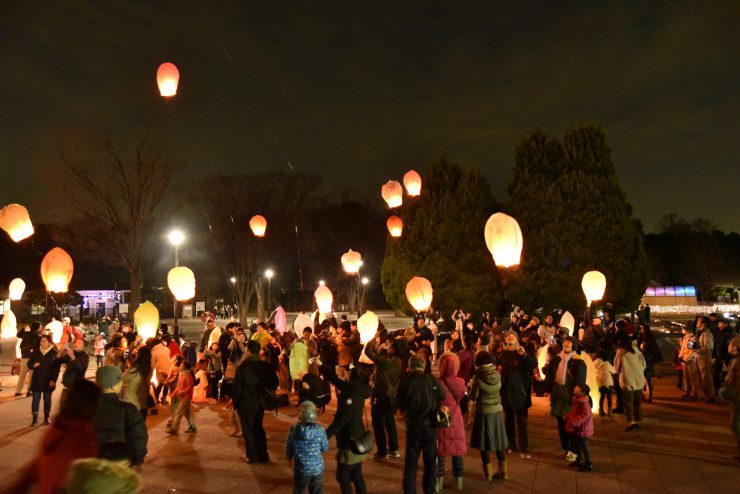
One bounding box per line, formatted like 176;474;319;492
15;322;41;397
364;334;402;461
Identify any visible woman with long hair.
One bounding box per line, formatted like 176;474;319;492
122;346;154;421
637;324;660;402
615;332;646;431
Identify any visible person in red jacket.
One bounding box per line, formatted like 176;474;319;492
564;384;594;472
166;360;196;434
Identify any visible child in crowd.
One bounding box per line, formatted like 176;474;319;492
94;333;107;367
167;360;196;434
285;401;329;494
564;384;594;472
593;350;616;416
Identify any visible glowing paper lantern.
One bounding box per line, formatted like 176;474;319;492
40;247;74;293
249;215;267;237
536;345;548;379
168;266;196;301
134;301;160;340
405;277;433;312
1;309;16;339
582;352;601;412
9;278;26;301
403;170;422;196
559;311;575;337
381;180;403;208
357;311;379;344
293;313;313;334
341;249;362;274
314;285;333;314
484;213;523;268
387;215;403;238
0;204;34;242
581;270;607;305
45;320;63;343
157;62;180;97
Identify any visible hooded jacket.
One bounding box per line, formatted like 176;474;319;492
91;393;148;465
470;363;503;415
436;355;468;457
285;422;329;477
326;378;372;451
498;349;537;410
564;394;594;438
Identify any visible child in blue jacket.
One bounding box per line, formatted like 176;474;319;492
286;400;329;494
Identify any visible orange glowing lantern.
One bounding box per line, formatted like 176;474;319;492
0;204;34;242
381;180;403;208
341;249;362;274
249;215;267;237
484;212;523;268
314;285;333;314
9;278;25;301
581;270;607;305
403;170;422;196
40;247;74;293
387;215;403;238
157;62;180;97
357;311;379;344
405;277;433;312
168;266;196;301
134;301;160;340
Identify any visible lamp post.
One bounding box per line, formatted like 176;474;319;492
168;230;185;334
230;276;236;306
265;269;274;314
360;276;369;315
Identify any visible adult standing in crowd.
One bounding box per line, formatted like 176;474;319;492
614;333;646;432
694;316;716;402
15;322;40;397
713;319;737;390
28;335;59;427
498;331;537;458
364;336;402;460
122;346;153;421
435;354;467;491
56;338;89;405
547;336;586;463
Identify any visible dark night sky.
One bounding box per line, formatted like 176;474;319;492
1;1;738;231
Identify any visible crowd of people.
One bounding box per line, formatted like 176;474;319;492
4;306;740;494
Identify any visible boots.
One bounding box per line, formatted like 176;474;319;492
454;476;464;491
483;462;494;481
436;476;444;492
30;413;38;427
43;414;51;425
492;460;508;480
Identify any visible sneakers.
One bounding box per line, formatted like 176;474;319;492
386;450;401;459
565;451;578;462
520;451;532;459
185;426;197;434
43;416;51;425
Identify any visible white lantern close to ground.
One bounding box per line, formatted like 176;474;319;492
0;204;34;242
314;285;333;314
559;311;575;336
134;301;160;340
405;277;433;312
9;278;26;301
357;311;379;344
1;309;16;339
484;212;523;268
168;266;196;301
581;270;607;305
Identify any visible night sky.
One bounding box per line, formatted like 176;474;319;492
1;1;738;231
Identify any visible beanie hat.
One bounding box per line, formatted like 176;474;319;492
96;365;122;389
299;400;318;424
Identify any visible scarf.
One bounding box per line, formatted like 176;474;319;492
555;350;575;385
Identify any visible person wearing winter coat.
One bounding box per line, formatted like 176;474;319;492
28;334;60;426
65;456;141;494
435;354;468;492
121;347;153;422
470;351;509;483
614;333;646;432
498;332;537;459
326;367;373;494
151;337;173;405
290;334;310;384
286;400;330;494
56;338;90;405
719;335;740;463
593;347;616;416
167;360;196;434
564;383;594;472
15;322;40;396
93;333;106;368
693;316;716;402
364;337;402;460
457;336;475;384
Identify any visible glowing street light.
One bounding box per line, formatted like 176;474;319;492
318;280;325;286
265;269;274;313
167;229;185;330
230;277;236;285
361;277;369;285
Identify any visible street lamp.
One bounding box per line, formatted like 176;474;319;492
265;269;274;314
168;229;185;335
230;277;237;306
318;280;325;286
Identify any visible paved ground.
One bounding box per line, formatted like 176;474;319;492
0;325;737;493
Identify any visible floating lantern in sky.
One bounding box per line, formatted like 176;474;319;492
559;311;575;337
249;215;267;237
405;277;433;312
157;62;180;97
341;249;362;274
168;266;196;301
581;270;607;305
314;285;333;314
40;247;74;293
1;309;16;339
381;180;403;208
357;311;379;344
403;170;422;196
484;212;523;268
134;301;160;340
0;204;34;242
8;278;25;301
387;215;403;238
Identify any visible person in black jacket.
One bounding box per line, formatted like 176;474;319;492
365;336;402;460
397;354;445;494
57;338;90;405
326;367;372;494
28;334;60;426
233;339;279;464
498;332;538;458
15;322;41;397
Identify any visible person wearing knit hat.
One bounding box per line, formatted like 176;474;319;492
286;400;329;493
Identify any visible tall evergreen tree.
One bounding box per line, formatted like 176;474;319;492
381;159;501;316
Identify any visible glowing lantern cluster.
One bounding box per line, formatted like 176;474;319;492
1;309;16;339
0;204;34;242
249;215;267;237
40;247;74;293
381;181;403;208
405;277;433;312
134;301;160;340
484;212;523;268
168;266;196;301
9;278;26;301
581;270;607;305
357;310;379;344
157;62;180;97
403;170;422;196
387;215;403;238
559;311;575;337
314;285;333;314
341;249;362;274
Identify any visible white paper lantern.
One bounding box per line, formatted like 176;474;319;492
405;277;433;312
45;320;63;343
314;285;333;314
168;266;196;301
293;313;313;334
581;270;607;305
1;309;16;339
381;180;403;208
559;311;575;337
9;278;25;301
484;212;523;268
357;311;379;344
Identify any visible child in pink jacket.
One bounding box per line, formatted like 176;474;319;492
166;361;196;434
564;383;594;471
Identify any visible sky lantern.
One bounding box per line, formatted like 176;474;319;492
1;309;16;339
403;170;422;196
357;310;379;344
581;270;607;305
0;204;34;242
341;249;362;274
387;215;403;237
249;214;267;237
484;212;523;268
134;301;160;340
314;285;333;314
157;62;180;97
8;278;25;301
45;319;63;343
559;311;575;336
405;276;433;312
581;352;601;412
40;247;74;293
381;180;403;208
168;266;196;301
293;313;313;333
